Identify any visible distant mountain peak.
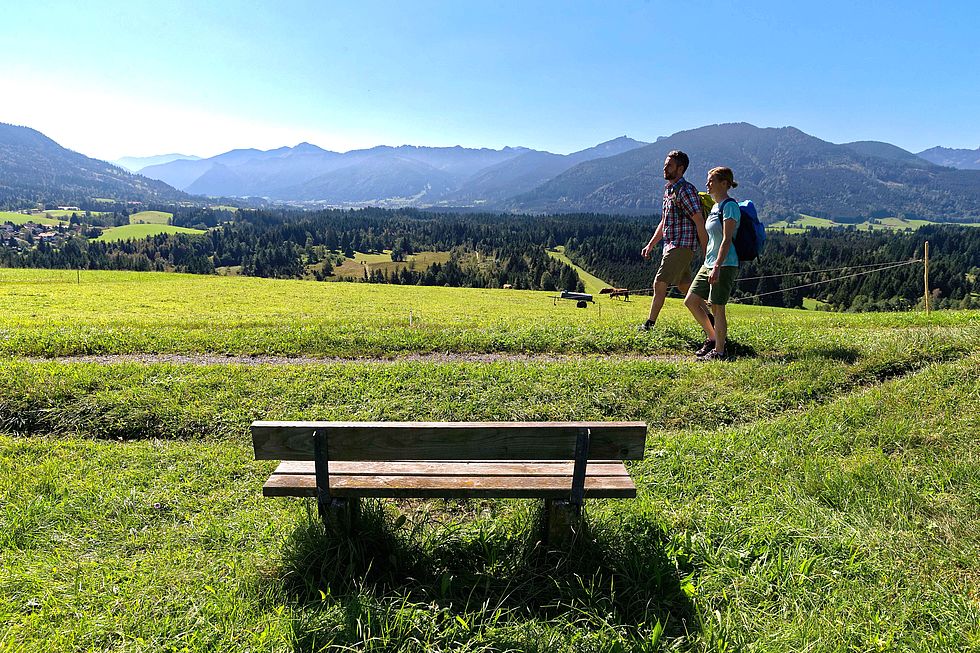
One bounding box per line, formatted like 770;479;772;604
916;145;980;170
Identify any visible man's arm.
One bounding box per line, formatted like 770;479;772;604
642;219;665;258
691;211;708;255
678;184;707;253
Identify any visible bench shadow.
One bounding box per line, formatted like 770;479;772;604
276;500;696;650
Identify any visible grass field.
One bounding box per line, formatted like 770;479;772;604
1;268;978;651
770;214;980;233
43;210;108;219
128;210;173;225
802;297;831;310
331;251;452;279
93;224;206;242
0;211;63;226
547;246;610;296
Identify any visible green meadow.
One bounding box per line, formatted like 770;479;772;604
769;214;980;234
128;210;173;225
93;223;206;242
1;268;978;651
331;250;453;280
0;211;63;226
43;210;109;219
547;246;610;296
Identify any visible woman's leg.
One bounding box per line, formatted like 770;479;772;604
685;292;715;340
712;304;727;353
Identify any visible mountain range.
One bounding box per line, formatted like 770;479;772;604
136;136;648;204
113;153;201;172
508;124;980;220
916;146;980;170
0;123;185;206
3;120;980;221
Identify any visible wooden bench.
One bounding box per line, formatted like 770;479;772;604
251;420;646;542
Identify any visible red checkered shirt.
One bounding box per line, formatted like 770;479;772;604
661;177;701;252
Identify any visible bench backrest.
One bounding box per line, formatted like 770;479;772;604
251;421;646;462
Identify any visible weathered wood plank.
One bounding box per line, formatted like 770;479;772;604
270;460;632;477
252;421;646;461
263;472;637;499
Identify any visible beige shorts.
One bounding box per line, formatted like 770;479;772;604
654;247;694;287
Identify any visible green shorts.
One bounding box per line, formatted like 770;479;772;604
690;265;739;305
654;247;694;287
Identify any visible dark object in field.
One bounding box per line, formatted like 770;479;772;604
599;287;631;301
251;420;645;546
559;290;593;302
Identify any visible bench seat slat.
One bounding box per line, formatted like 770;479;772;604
262;460;637;499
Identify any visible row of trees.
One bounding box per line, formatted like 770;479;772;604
564;223;980;311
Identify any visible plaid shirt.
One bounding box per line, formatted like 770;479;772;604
661;177;701;251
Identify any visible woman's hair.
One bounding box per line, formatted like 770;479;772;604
708;166;738;189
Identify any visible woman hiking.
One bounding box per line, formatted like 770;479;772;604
685;166;740;361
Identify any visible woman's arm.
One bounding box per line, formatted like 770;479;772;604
709;217;738;283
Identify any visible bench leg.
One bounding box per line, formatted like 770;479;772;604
544;499;583;546
318;497;360;530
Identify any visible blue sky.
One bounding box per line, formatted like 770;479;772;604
2;0;978;160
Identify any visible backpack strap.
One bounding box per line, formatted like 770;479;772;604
718;198;739;218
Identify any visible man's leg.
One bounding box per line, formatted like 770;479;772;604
646;280;669;324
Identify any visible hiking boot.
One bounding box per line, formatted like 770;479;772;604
637;319;655;332
698;349;728;362
696;339;716;356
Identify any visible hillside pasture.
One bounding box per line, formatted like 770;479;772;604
547;245;610;295
43;209;108;219
93;224;206;242
1;268;978;651
0;211;63;226
128;210;173;225
768;214;962;233
331;250;452;280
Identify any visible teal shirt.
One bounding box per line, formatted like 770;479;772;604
704;199;741;268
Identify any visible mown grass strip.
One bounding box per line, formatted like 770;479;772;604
0;333;967;441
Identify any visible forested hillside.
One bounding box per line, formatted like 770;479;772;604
0;123;185;207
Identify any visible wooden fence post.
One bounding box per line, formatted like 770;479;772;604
923;241;930;315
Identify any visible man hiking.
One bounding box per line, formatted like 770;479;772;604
639;150;708;331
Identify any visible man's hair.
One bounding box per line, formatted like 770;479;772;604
667;150;689;173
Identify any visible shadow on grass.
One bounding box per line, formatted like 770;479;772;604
787;345;861;364
277;500;696;650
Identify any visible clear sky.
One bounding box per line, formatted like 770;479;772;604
2;0;977;160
